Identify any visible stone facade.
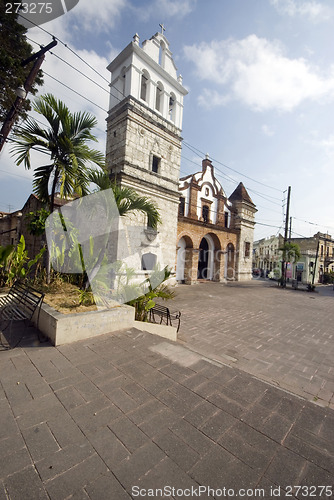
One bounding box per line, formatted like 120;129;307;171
0;210;22;247
253;234;283;276
253;232;334;284
106;31;187;273
229;182;257;281
176;157;257;283
288;232;334;284
0;194;72;259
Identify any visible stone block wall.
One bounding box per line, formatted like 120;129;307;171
177;218;238;283
106;97;182;274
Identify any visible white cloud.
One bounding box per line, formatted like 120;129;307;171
28;25;110;140
154;0;196;17
132;0;197;22
67;0;128;33
261;124;275;137
0;24;112;190
184;35;334;112
311;133;334;175
270;0;332;22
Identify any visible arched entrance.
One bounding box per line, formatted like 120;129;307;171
197;235;216;280
176;236;193;282
198;238;209;279
176;237;186;281
225;243;235;280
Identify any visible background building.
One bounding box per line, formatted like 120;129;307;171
0;210;22;247
253;232;334;283
177;156;257;283
253;234;283;277
2;30;258;285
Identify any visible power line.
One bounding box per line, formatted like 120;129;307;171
0;166;33;180
42;71;108;113
14;14;285;206
181;153;282;206
183;141;283;194
17;13;110;85
292;216;334;232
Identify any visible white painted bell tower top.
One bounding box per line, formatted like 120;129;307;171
107;29;188;130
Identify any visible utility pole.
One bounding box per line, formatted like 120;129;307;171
281;186;291;287
312;239;320;286
0;39;57;152
289;216;292;239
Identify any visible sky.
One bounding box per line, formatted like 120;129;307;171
1;0;334;241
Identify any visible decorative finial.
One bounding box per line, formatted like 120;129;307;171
133;33;140;45
159;23;166;35
205;153;210;160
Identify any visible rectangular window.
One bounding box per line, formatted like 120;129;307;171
224;212;229;227
245;242;250;257
152;155;160;173
179;197;185;216
140;74;148;101
202;205;209;223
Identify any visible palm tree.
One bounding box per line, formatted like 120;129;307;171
11;93;105;214
279;241;301;287
11;94;105;282
88;169;161;229
279;242;301;263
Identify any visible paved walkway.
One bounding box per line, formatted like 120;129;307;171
0;316;334;499
175;280;334;408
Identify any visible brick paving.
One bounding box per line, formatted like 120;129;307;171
175;280;334;408
0;281;333;499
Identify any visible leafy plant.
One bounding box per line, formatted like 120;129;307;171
77;288;95;306
0;235;45;287
25;208;50;236
0;244;14;287
127;267;175;322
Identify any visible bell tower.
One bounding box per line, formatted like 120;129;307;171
106;29;188;272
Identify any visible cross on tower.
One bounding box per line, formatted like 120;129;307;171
159;23;166;35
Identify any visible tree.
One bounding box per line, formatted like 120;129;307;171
279;242;301;263
279;241;301;287
0;1;43;123
88;169;161;229
11;93;105;282
11;93;105;214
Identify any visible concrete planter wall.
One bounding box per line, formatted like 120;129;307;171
32;302;177;346
33;302;135;346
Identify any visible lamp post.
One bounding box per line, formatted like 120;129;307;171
0;39;57;152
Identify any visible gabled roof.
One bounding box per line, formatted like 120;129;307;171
229;182;255;206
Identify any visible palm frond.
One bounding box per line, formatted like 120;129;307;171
10;93;105;211
32;164;54;203
88;169;111;191
113;184;161;228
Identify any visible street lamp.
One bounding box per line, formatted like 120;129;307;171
15;87;27;99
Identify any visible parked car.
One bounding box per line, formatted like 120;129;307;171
268;270;280;280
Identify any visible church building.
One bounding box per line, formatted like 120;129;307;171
177;157;257;283
106;29;256;283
